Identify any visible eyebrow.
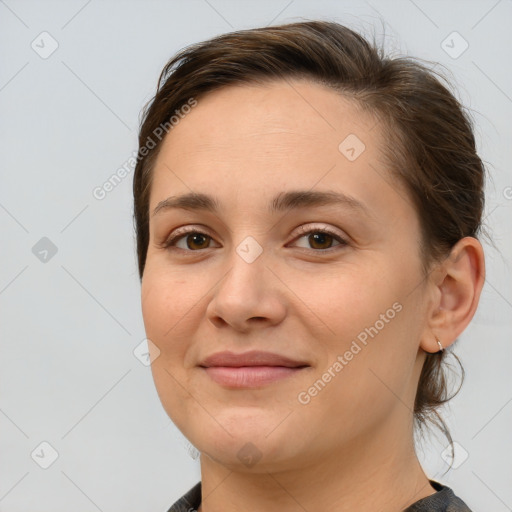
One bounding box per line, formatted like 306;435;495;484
152;190;372;218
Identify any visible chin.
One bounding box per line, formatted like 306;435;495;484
199;437;296;473
186;413;307;472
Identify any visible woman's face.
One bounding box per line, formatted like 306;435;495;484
141;79;433;471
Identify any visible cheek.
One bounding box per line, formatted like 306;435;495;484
141;266;205;425
289;259;417;407
141;263;200;341
286;259;399;339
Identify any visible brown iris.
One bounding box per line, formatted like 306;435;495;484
186;233;210;250
308;232;335;250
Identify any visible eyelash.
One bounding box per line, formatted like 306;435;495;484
161;224;348;253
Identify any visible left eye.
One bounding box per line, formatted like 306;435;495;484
292;230;346;250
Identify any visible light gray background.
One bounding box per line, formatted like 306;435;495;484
1;1;511;511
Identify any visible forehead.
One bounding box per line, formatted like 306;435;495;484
160;79;379;159
150;79;412;218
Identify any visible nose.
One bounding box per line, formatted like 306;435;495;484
206;249;287;332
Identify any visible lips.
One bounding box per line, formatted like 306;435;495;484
199;350;310;388
199;350;309;368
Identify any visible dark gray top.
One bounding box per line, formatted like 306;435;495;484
166;479;473;511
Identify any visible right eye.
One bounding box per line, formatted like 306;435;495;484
163;230;220;251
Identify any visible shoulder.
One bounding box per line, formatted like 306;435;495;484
166;479;473;512
403;480;473;512
166;481;202;512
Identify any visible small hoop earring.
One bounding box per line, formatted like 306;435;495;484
435;336;444;353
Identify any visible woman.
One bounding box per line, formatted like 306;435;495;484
133;21;485;511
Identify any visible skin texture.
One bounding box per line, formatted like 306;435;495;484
141;79;485;512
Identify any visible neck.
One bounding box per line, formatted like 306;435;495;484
197;409;436;512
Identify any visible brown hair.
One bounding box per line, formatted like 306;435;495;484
133;21;486;458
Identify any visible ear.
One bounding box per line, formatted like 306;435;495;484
420;237;485;353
